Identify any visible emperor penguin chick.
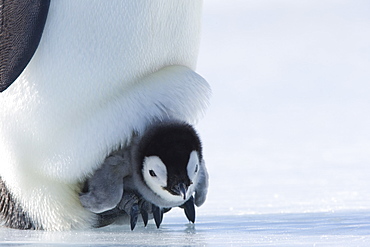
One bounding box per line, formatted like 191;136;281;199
80;120;209;229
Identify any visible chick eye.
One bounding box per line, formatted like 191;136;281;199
195;164;199;173
149;170;157;177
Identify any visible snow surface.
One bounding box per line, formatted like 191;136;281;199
2;0;370;245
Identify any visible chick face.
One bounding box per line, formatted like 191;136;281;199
138;121;203;206
142;150;200;203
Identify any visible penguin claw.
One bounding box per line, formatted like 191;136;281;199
119;191;168;229
140;208;148;227
152;204;163;228
130;203;139;230
181;196;195;223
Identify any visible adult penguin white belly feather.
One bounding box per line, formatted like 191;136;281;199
0;1;210;231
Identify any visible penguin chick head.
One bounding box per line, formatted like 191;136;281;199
138;121;202;205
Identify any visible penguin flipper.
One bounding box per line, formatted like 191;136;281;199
0;0;50;92
79;152;129;214
194;159;209;207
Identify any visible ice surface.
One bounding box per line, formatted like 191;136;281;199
1;212;370;246
2;0;370;246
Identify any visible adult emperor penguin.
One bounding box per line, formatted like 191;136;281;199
0;1;210;231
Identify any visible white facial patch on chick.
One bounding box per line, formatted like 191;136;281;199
142;156;168;191
187;151;200;182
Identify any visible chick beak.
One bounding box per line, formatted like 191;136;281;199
179;183;187;200
173;183;187;200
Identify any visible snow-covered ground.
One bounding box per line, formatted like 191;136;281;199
1;0;370;245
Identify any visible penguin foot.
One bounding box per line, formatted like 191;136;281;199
179;196;196;223
118;191;172;230
96;190;190;230
118;192;141;230
129;196;153;229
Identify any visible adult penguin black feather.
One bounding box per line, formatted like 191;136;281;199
0;0;50;92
